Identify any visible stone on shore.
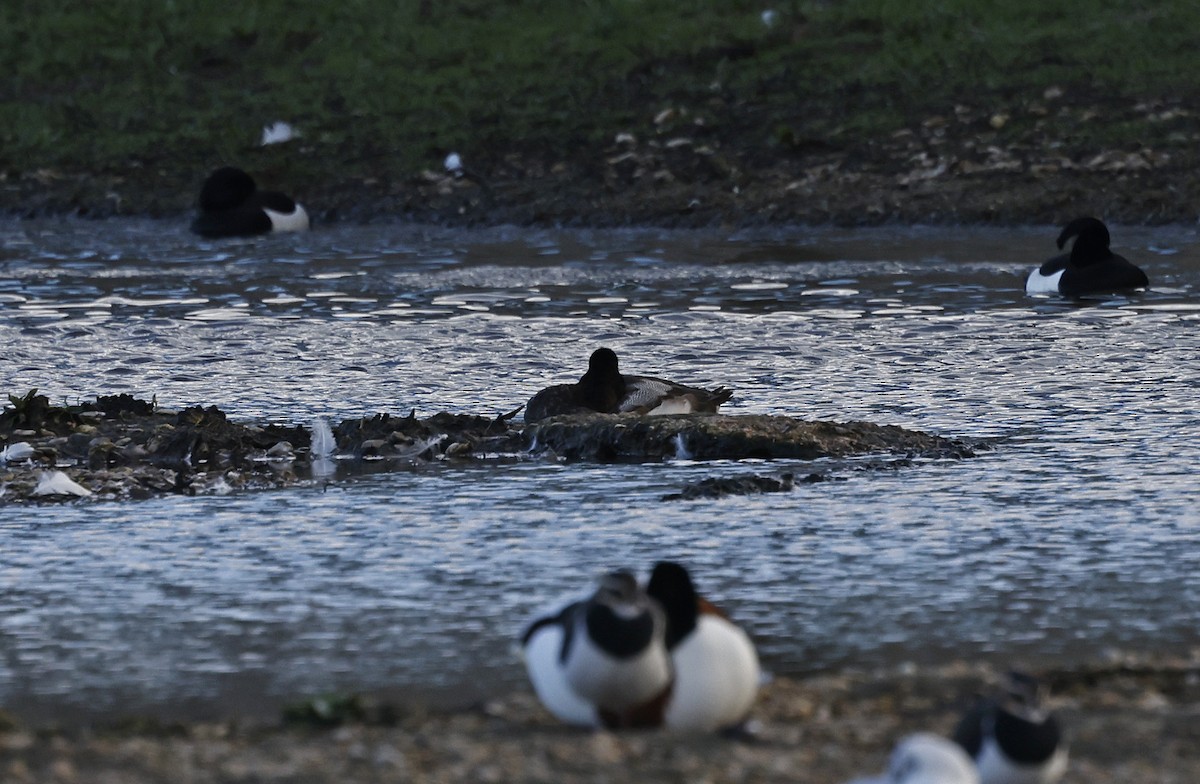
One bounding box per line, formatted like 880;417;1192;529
1;393;974;504
523;413;974;462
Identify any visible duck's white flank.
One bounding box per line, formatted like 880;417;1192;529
645;396;698;415
663;614;760;731
264;204;310;233
521;622;599;727
1025;267;1064;295
847;733;980;784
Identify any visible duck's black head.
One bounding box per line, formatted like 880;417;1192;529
582;569;658;660
588;348;620;375
1056;216;1112;267
198;167;258;211
991;670;1062;759
578;347;624;412
1000;670;1049;716
594;568;641;605
646;560;699;648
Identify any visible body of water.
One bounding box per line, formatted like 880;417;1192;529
1;219;1197;723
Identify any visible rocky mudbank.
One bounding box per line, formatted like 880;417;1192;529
0;392;974;504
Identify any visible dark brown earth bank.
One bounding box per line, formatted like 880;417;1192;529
4;94;1200;229
1;655;1196;783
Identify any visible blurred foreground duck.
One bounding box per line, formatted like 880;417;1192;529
645;560;760;732
190;166;309;238
1025;217;1147;296
952;671;1067;784
525;347;733;423
519;561;759;732
520;569;671;728
847;733;980;784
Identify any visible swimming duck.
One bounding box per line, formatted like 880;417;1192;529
524;347;733;423
952;671;1067;784
644;560;760;732
190;166;309;238
520;569;671;728
848;733;981;784
1025;217;1147;296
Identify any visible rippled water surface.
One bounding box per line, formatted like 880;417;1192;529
1;218;1198;723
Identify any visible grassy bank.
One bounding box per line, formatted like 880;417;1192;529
3;1;1200;224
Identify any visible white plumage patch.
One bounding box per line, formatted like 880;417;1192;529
521;623;599;727
645;396;697;415
662;614;760;732
264;204;310;233
1025;267;1065;295
848;733;980;784
563;618;671;713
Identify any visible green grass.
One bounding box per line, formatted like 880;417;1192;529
3;0;1199;184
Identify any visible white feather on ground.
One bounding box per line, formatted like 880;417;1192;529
0;441;35;464
33;471;93;497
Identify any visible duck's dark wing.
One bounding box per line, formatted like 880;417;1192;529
1037;252;1071;277
1058;254;1148;296
258;190;299;213
190;203;273;238
520;600;579;647
525;384;590;423
620;376;733;413
993;709;1063;764
618;376;677;411
951;698;990;757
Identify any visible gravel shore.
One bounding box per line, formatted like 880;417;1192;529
3;655;1196;783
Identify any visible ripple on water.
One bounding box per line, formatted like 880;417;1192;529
1;219;1199;722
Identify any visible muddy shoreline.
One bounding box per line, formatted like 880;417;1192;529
1;655;1196;783
5;110;1200;230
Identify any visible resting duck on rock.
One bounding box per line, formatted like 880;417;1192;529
1025;217;1147;297
525;347;733;423
190;166;309;238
